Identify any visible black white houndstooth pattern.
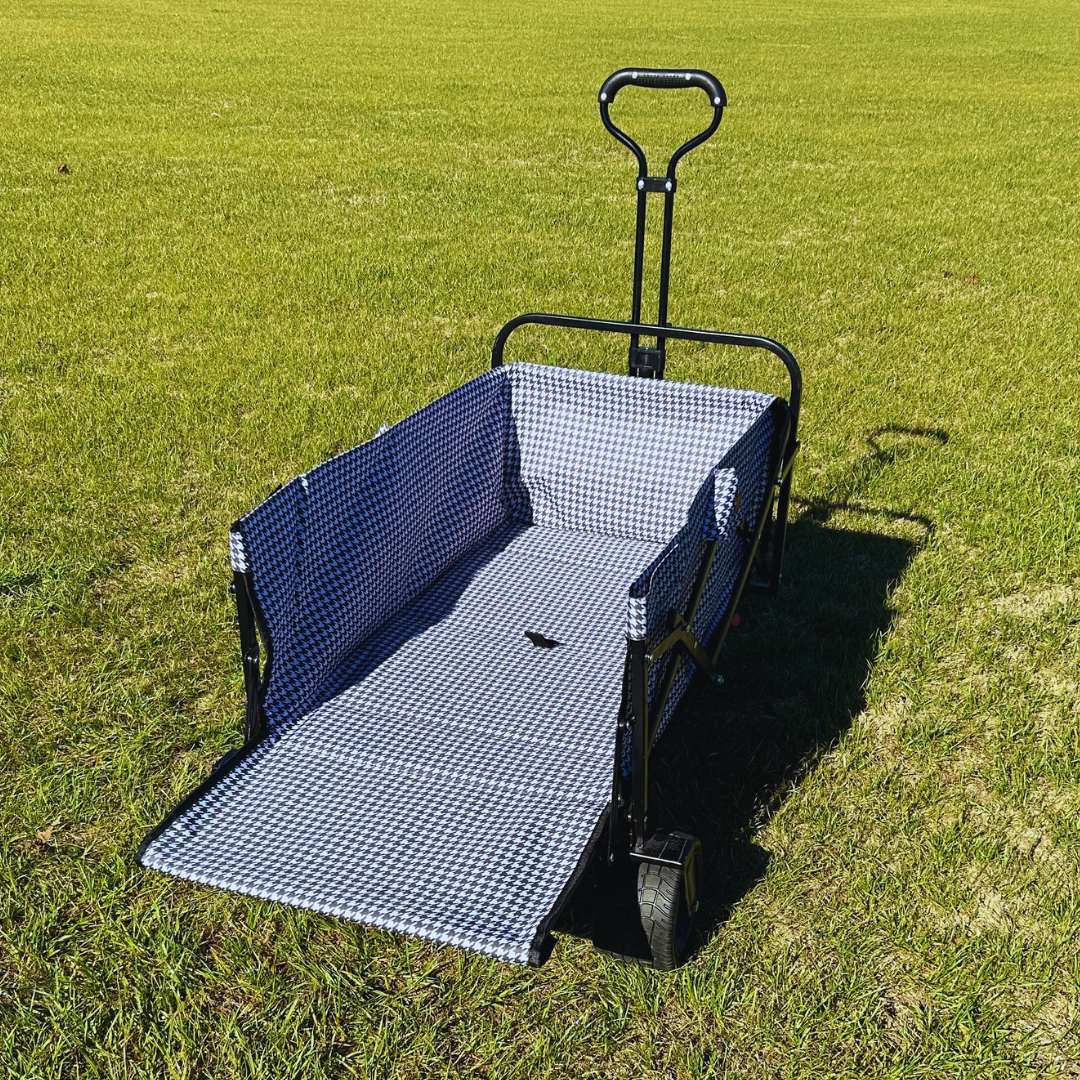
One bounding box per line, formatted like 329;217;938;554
239;371;513;733
142;523;661;963
228;530;248;573
506;363;773;543
141;363;776;963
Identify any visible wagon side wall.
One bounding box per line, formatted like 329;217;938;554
236;369;517;731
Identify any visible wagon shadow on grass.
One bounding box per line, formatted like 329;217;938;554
558;427;943;961
664;502;931;938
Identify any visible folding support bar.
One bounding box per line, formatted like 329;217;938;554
232;570;264;743
628;637;650;850
710;417;794;665
745;402;797;598
765;440;799;596
623;530;722;852
649;627;719;682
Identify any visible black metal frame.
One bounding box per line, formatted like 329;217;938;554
234;569;267;744
491;69;802;869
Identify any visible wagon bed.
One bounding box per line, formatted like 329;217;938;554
139;363;777;964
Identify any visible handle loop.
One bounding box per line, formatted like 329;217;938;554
598;68;726;179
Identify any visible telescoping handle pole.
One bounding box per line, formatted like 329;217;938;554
598;68;726;377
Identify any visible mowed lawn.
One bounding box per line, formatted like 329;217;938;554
2;0;1079;1075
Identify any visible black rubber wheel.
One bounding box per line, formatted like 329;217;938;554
636;844;700;971
593;834;702;970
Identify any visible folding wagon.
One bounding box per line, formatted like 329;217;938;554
138;68;801;970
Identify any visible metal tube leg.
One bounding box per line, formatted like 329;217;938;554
629;637;649;850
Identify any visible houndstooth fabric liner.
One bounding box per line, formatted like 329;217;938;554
142;524;661;963
141;363;776;964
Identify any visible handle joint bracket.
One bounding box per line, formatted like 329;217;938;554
638;176;676;194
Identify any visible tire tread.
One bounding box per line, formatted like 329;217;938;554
636;861;683;970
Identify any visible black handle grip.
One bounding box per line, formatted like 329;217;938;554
599;68;726;108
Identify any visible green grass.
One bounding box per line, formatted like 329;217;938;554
2;0;1079;1075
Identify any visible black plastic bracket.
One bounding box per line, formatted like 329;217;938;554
628;344;665;378
628;830;699;869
